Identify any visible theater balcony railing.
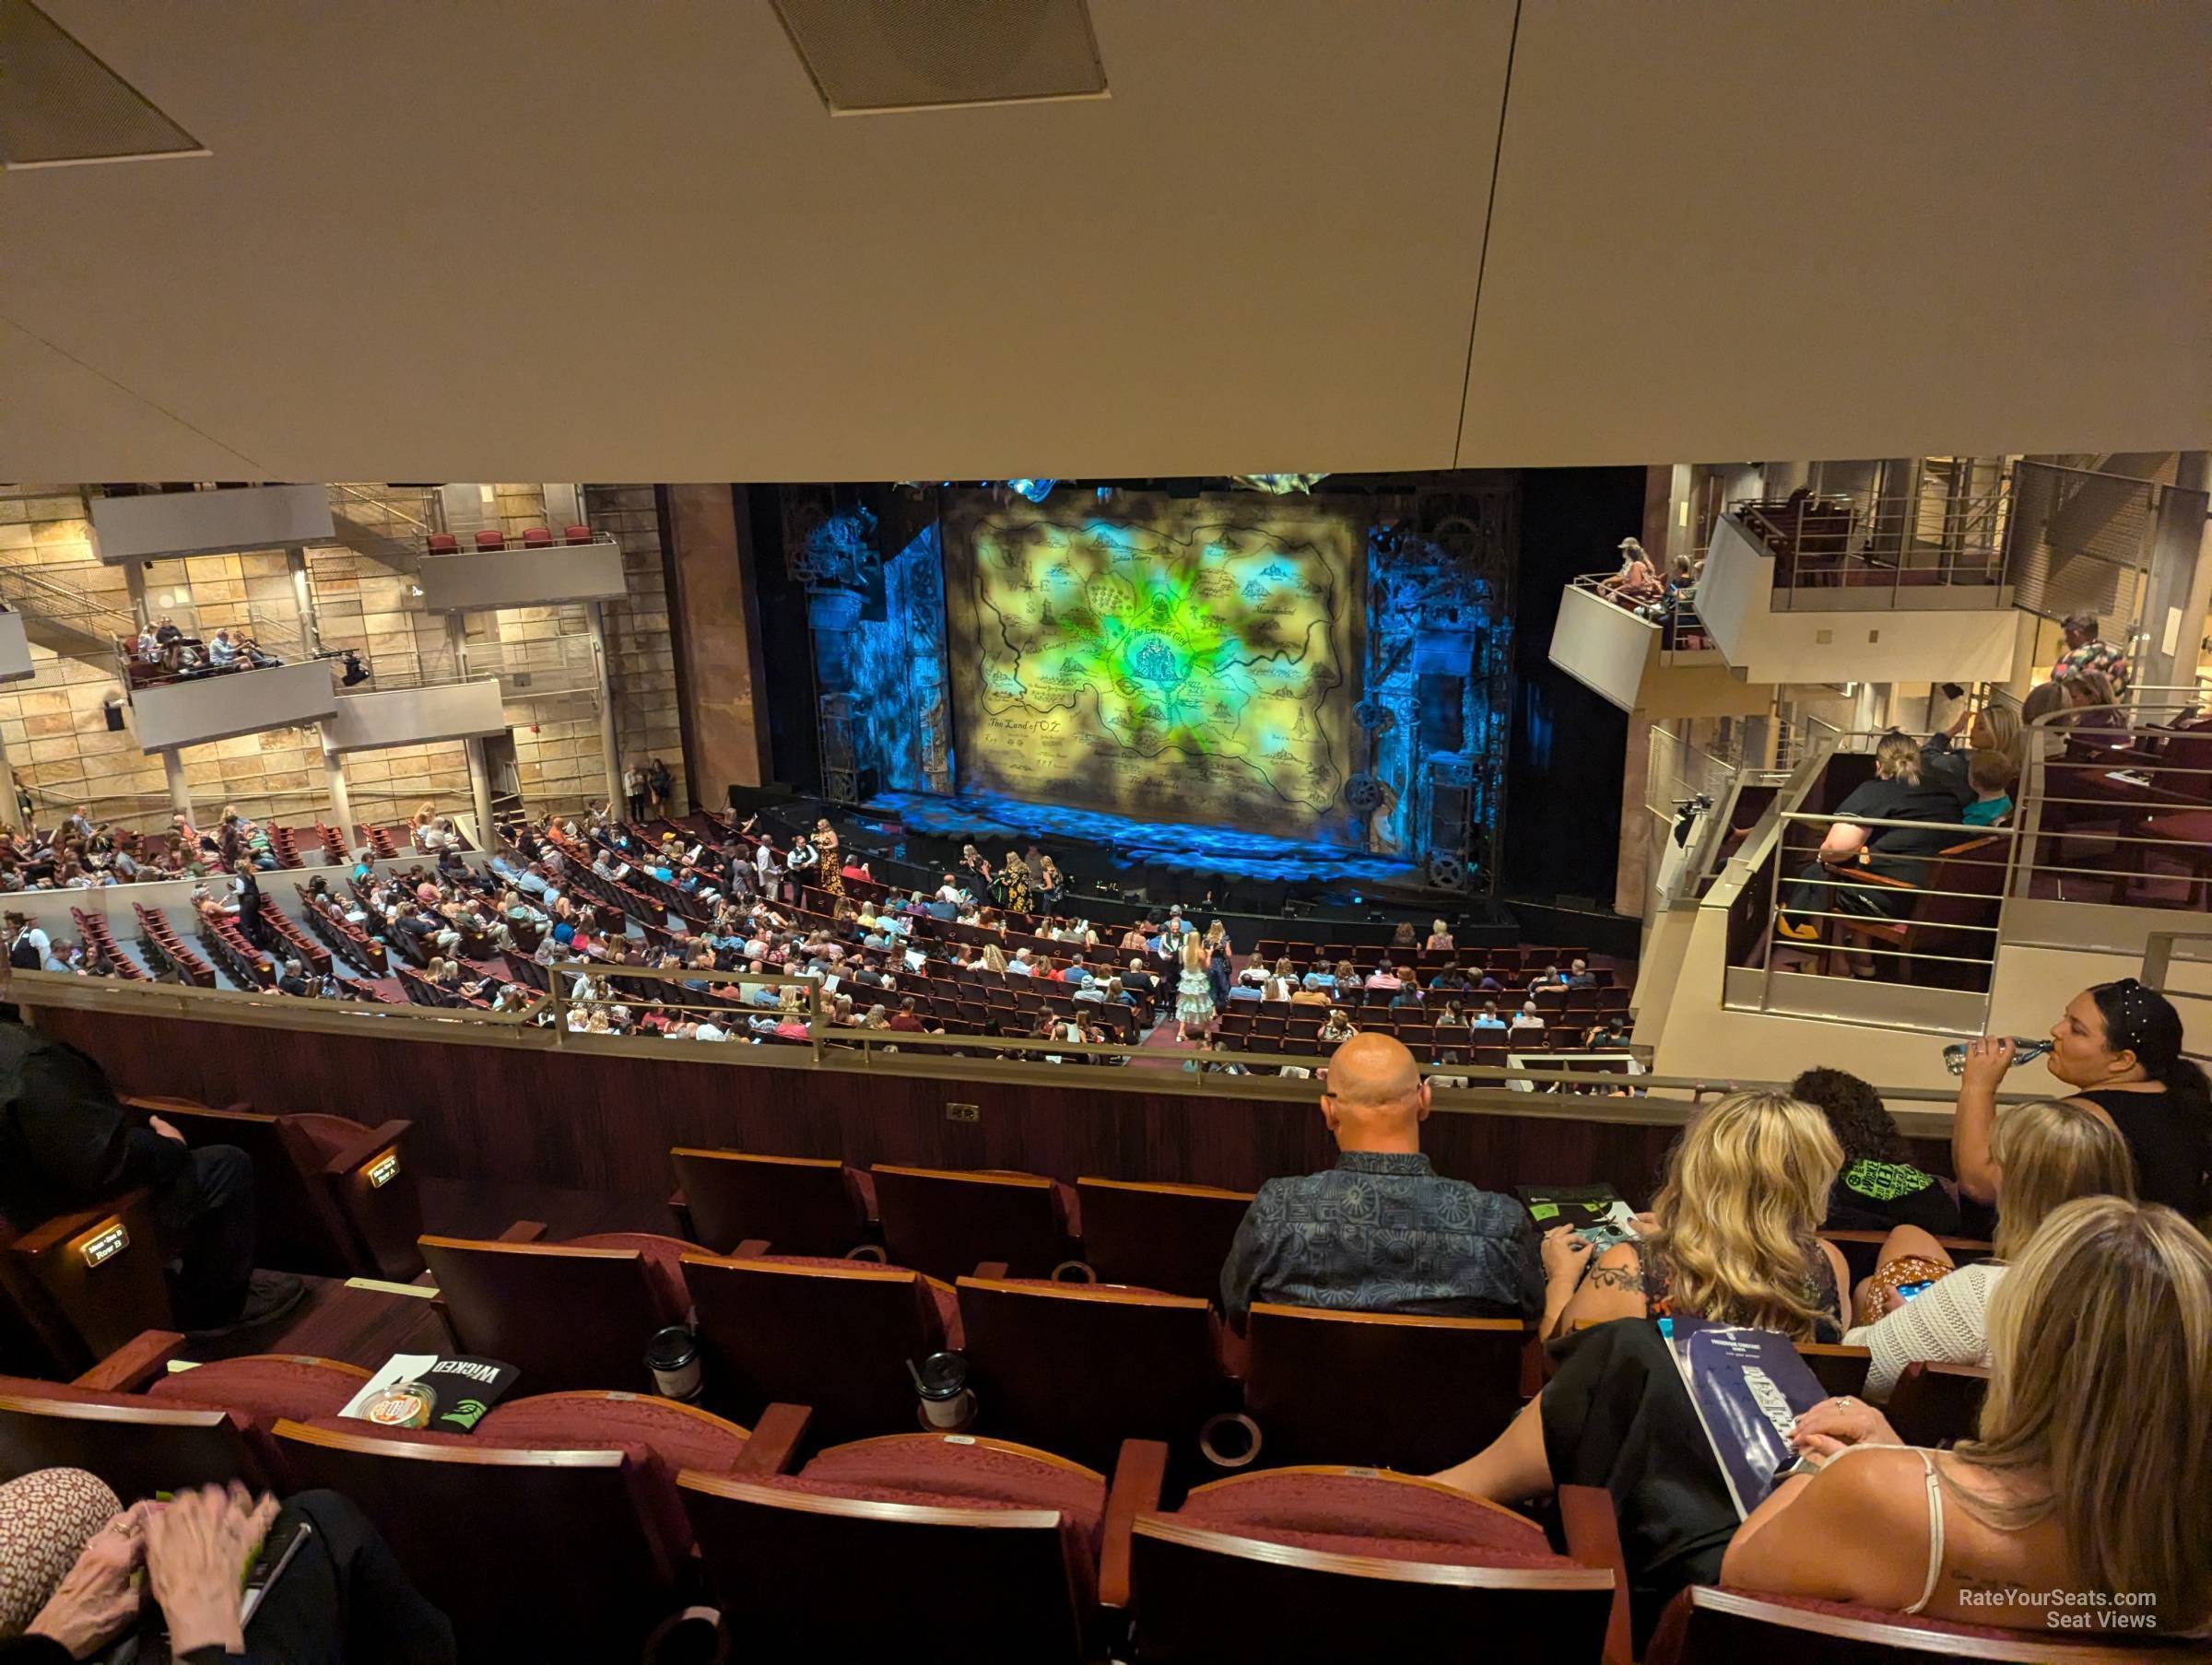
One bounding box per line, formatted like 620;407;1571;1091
1697;498;2021;686
1676;702;2209;1071
8;964;2033;1143
414;534;627;613
124;656;339;752
1547;573;1771;720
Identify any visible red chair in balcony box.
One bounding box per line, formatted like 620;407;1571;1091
474;528;506;551
563;523;594;545
1130;1469;1625;1664
522;526;554;547
426;532;459;556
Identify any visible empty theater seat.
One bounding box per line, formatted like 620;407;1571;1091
955;1274;1223;1474
677;1428;1134;1663
1074;1176;1253;1302
1130;1470;1622;1664
669;1146;876;1256
418;1225;708;1395
1239;1303;1535;1474
683;1250;955;1441
870;1165;1076;1282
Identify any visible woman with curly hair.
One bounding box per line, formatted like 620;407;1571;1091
1790;1066;1960;1237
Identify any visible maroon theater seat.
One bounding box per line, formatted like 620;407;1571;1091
426;532;459;556
522;526;554;547
678;1431;1114;1662
1645;1585;2177;1665
668;1147;875;1257
563;523;594;545
684;1251;956;1441
1131;1470;1620;1663
1074;1176;1253;1302
474;529;506;551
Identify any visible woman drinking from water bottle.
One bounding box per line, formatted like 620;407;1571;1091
1952;980;2208;1221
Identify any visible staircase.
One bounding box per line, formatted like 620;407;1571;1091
0;562;136;663
324;482;436;576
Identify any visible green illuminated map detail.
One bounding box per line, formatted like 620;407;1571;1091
944;493;1361;834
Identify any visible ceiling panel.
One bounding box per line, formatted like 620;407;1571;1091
1457;0;2212;465
0;318;262;480
1;0;1513;482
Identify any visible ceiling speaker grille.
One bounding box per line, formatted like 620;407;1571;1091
772;0;1106;114
0;0;205;170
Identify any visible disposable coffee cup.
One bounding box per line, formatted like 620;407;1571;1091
645;1325;702;1401
909;1350;974;1429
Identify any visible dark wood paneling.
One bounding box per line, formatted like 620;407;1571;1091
38;1009;1693;1206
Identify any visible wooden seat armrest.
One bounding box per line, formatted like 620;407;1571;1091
12;1188;154;1256
731;1402;812;1476
496;1220;549;1244
1558;1484;1633;1665
73;1329;189;1392
313;1118;413;1177
1098;1438;1171;1610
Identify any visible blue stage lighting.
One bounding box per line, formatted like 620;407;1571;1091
1003;478;1057;503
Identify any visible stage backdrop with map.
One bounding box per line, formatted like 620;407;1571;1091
940;491;1367;843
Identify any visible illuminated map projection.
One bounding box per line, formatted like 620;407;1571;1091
942;492;1362;839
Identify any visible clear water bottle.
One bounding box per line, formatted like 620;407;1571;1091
1942;1037;2056;1074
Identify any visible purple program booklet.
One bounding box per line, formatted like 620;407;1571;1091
1661;1318;1830;1518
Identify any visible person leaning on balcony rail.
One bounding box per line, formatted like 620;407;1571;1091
1775;730;1966;945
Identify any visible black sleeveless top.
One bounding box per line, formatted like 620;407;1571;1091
2074;1086;2208;1219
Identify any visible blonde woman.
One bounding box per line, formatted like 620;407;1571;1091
1843;1098;2135;1400
981;942;1008;976
1730;1197;2211;1638
1431;1091;1845;1638
1777;729;1967;945
1535;1089;1851;1343
1173;934;1215;1044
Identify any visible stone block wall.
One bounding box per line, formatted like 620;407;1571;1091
0;482;688;833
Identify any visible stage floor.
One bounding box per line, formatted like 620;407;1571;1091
865;790;1426;891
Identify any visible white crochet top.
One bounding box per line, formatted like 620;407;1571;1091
1843;1260;2006;1401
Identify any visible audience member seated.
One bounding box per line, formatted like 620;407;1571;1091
1430;1092;1842;1637
1792;1067;1960;1237
3;1478;453;1663
1218;1033;1540;1329
1532;1089;1850;1343
1596;536;1663;605
0;1003;300;1332
1920;701;2022;810
1724;1197;2206;1640
1953;980;2208;1220
1776;731;1966;944
1844;1097;2132;1401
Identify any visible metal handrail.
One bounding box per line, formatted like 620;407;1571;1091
2012;700;2211;910
329;482;438;536
0;562;138;638
4;967;2052;1131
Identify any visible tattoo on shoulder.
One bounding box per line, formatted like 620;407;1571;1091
1584;1262;1641;1293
